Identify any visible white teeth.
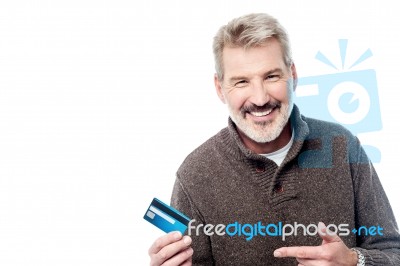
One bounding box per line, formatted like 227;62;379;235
251;109;273;117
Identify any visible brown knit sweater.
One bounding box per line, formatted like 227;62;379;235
171;105;400;265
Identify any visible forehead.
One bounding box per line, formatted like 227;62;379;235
222;38;286;78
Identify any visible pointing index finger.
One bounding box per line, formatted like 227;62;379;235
274;245;323;259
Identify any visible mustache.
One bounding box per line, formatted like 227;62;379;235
240;102;281;115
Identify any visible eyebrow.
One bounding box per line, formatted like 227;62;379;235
228;68;284;83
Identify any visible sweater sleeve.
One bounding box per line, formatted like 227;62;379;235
170;174;215;265
351;139;400;265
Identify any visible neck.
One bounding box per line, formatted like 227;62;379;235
236;123;292;154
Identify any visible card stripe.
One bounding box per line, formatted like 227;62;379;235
149;206;175;224
151;198;190;225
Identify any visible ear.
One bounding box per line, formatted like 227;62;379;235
290;63;298;91
214;74;226;104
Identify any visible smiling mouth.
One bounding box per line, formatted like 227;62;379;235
241;103;281;119
249;108;274;117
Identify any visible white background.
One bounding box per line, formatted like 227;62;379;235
0;1;399;265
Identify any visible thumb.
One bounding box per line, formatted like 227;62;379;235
318;222;341;244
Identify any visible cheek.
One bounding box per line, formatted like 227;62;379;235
268;83;291;102
225;90;248;110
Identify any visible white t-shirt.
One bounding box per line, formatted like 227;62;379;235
261;130;294;166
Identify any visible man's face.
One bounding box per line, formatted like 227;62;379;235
215;38;297;143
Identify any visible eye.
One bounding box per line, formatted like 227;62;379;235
265;75;280;81
234;80;248;87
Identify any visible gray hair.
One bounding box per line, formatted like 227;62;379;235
213;13;293;81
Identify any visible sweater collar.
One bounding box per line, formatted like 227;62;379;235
220;104;310;163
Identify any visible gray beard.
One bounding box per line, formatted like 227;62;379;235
229;103;292;143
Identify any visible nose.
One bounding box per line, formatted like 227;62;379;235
249;80;270;106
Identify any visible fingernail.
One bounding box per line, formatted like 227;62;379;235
174;232;182;240
274;251;282;257
318;222;326;232
183;236;192;245
186;248;193;255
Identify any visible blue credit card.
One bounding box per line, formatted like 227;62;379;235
143;198;191;234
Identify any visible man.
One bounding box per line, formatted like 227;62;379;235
148;13;400;265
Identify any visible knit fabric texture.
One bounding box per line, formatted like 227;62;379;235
171;105;400;265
